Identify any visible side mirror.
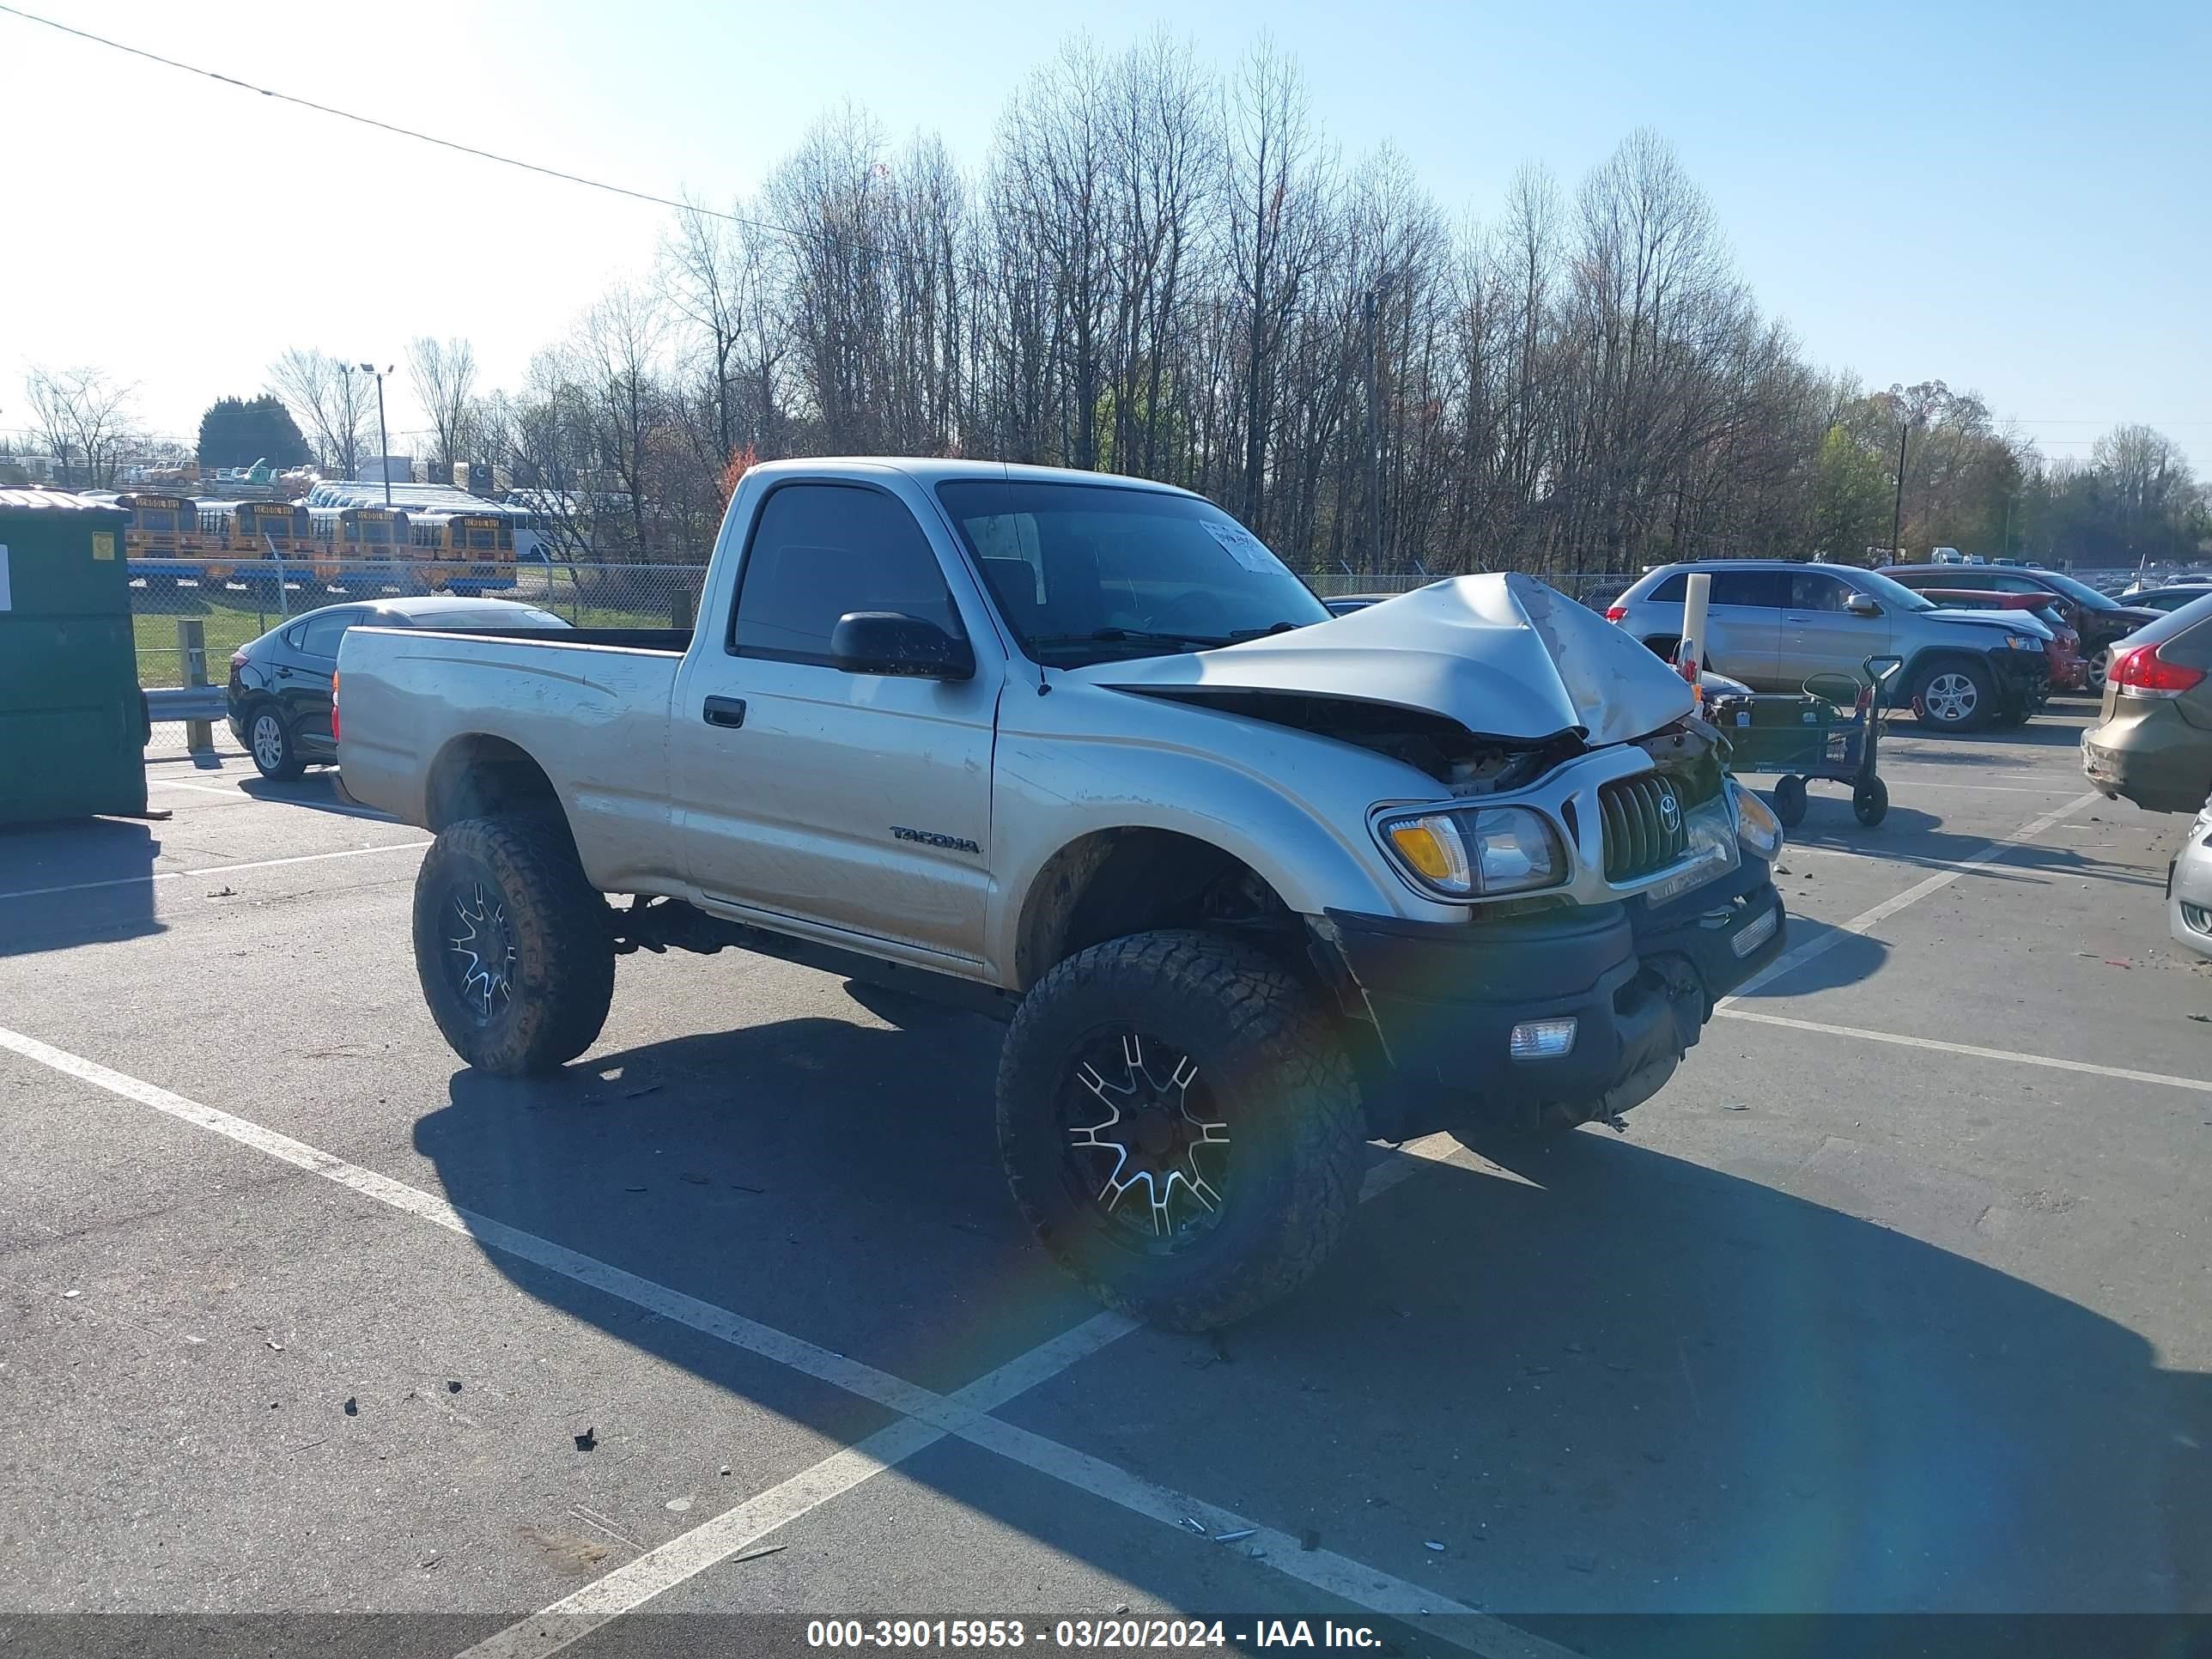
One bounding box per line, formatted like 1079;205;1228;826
1844;592;1881;617
829;611;975;680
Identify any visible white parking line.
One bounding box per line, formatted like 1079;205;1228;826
0;840;428;903
1721;790;2102;1006
1714;1008;2212;1094
0;1023;1560;1659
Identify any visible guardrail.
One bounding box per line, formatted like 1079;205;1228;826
146;685;225;723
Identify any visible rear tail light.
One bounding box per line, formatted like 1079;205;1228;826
2110;641;2206;698
228;650;249;672
331;672;341;744
1604;605;1628;623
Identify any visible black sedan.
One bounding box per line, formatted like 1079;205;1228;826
228;595;569;778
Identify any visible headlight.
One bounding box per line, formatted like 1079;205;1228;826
1732;780;1784;862
2002;632;2042;650
1377;805;1566;899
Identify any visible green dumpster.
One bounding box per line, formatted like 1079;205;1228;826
0;489;147;823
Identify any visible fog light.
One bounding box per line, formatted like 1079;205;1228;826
1731;903;1780;957
1509;1018;1578;1060
2182;902;2212;936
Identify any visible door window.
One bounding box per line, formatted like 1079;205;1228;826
1708;570;1787;610
730;484;962;665
1787;571;1856;611
297;609;358;659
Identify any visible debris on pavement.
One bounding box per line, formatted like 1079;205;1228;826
343;1397;358;1416
623;1185;647;1193
680;1171;710;1185
447;1380;463;1394
1212;1528;1257;1543
730;1544;786;1565
574;1427;597;1451
1424;1540;1445;1553
665;1497;692;1513
720;1464;732;1476
1180;1516;1207;1535
420;1553;441;1571
266;1340;283;1352
1299;1528;1321;1552
60;1290;81;1300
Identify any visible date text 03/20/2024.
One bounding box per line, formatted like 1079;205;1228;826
804;1619;1385;1649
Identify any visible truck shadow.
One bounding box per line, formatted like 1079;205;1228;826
0;819;165;957
410;992;2209;1618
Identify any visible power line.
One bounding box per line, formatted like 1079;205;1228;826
0;3;860;255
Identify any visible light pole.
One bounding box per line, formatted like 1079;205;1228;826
1889;410;1920;561
358;363;394;507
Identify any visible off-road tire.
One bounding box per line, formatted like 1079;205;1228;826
412;814;615;1075
997;930;1364;1330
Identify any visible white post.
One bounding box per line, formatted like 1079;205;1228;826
1679;571;1711;702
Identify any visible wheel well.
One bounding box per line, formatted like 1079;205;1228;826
1902;648;1990;690
1013;829;1302;991
424;735;573;848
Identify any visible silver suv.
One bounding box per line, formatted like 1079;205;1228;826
1607;561;2053;731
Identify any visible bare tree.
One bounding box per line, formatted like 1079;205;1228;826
268;348;373;477
23;364;142;489
406;337;479;471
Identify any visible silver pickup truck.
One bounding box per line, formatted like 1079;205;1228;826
338;459;1789;1328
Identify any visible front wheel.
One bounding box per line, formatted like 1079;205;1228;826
997;930;1365;1330
411;815;615;1075
1853;777;1890;826
1771;775;1808;829
1914;660;1994;732
2085;647;2111;695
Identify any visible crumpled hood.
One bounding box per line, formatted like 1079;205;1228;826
1923;605;2053;639
1072;572;1697;746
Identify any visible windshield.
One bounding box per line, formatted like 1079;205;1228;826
2033;568;2121;611
934;478;1328;664
1856;569;1936;612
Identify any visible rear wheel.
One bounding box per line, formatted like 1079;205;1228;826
412;815;615;1075
1914;660;1993;732
2086;647;2112;695
1853;777;1890;826
247;706;303;780
997;930;1364;1330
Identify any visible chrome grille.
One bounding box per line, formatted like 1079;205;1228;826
1599;775;1689;883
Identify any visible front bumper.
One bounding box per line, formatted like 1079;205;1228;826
2170;827;2212;962
1321;858;1786;1137
1985;647;2051;711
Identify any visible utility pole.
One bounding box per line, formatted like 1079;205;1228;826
359;364;394;507
1890;414;1916;561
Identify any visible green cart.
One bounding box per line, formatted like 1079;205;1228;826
1705;656;1904;830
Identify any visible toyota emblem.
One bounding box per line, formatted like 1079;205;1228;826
1658;792;1681;832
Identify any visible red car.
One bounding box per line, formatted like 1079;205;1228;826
1917;589;2085;692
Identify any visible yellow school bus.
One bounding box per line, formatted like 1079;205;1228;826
309;505;412;591
409;511;517;595
117;492;209;591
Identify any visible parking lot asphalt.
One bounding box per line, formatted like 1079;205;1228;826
2;699;2206;1655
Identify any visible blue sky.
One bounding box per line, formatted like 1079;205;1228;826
3;0;2206;460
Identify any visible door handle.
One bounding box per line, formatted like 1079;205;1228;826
702;696;747;729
